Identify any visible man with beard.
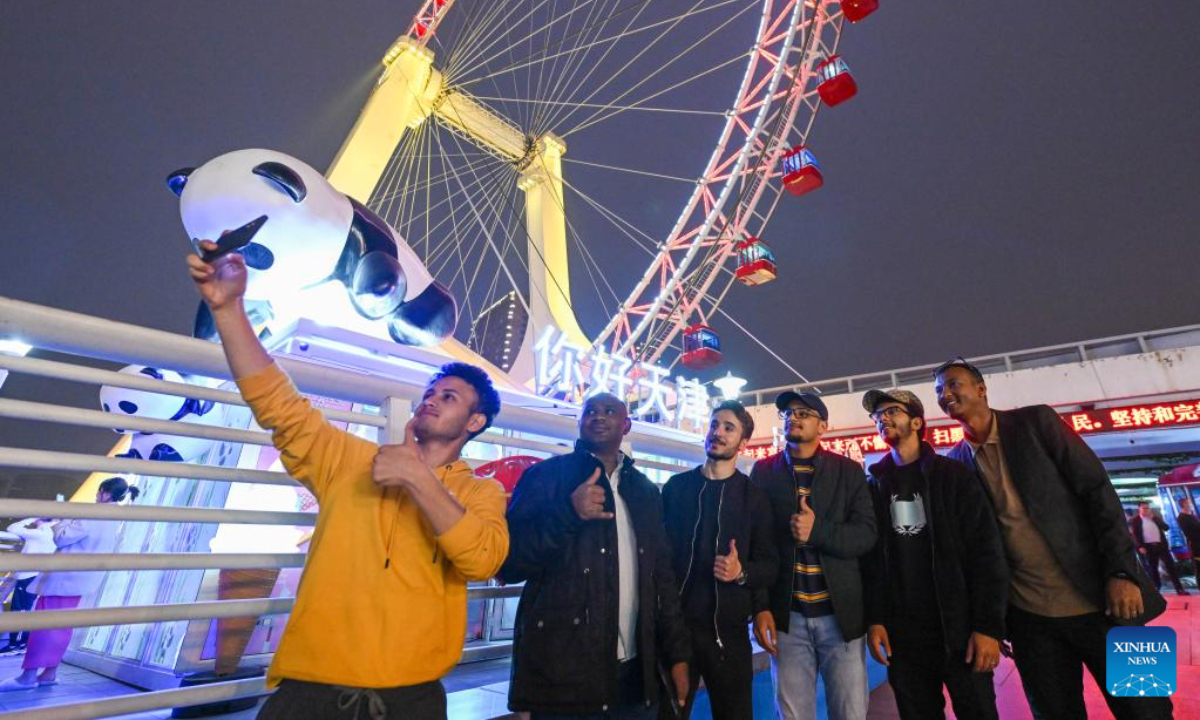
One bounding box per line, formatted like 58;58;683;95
660;400;778;719
936;357;1171;720
187;242;508;720
501;392;690;719
750;392;876;720
860;389;1007;720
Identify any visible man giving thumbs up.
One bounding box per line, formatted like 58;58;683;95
500;393;691;719
661;400;777;720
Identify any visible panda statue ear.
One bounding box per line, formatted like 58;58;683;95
166;168;194;197
253;161;307;203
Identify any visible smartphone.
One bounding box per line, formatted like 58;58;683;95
192;215;269;263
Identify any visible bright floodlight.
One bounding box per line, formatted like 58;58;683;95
713;372;747;400
0;338;32;357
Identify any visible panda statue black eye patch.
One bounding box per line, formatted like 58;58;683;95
252;161;307;203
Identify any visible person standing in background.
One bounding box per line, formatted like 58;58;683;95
0;517;57;655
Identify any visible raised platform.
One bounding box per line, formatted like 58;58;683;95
0;593;1195;718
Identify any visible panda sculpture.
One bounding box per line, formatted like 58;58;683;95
167;148;458;346
100;365;220;463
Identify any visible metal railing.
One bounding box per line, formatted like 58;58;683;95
0;295;701;719
745;323;1200;406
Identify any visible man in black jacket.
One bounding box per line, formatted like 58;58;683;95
860;389;1008;720
1177;498;1200;580
750;391;876;720
936;357;1171;720
500;392;690;719
661;400;778;720
1131;501;1188;595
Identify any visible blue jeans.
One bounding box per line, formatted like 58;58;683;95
771;613;867;720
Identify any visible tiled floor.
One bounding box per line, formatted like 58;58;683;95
866;591;1198;720
1;594;1196;719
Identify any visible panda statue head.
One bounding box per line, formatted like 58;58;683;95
167;149;349;303
99;365;219;462
168;148;459;346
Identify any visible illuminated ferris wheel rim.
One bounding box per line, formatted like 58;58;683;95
403;0;851;369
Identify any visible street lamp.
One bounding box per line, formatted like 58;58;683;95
713;372;747;401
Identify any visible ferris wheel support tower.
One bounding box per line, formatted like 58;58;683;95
325;37;589;384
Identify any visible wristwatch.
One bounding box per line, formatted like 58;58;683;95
736;569;748;586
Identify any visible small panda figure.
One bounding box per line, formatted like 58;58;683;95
99;365;220;463
167;148;458;346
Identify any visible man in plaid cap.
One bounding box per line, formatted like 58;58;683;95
859;388;1008;720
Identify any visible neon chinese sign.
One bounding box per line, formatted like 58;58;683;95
534;327;710;430
740;398;1200;460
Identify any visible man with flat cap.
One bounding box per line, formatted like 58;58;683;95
750;391;876;720
860;389;1008;720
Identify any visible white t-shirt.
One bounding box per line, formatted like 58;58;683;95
1142;517;1163;544
602;455;640;661
7;519;56;581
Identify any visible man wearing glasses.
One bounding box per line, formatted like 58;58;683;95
750;391;876;720
859;389;1007;720
936;357;1171;720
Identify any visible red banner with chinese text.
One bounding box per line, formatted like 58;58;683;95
740;398;1200;460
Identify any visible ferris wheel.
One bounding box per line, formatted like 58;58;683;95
326;0;878;385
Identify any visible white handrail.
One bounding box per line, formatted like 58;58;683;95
0;295;708;464
0;499;315;526
0;353;384;427
0;447;296;486
0;553;305;573
0;677;269;720
0;586;524;633
0;398;274;446
0;598;293;634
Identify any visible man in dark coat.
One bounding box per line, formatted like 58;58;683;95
661;400;777;720
500;392;690;719
1131;501;1188;595
1176;498;1200;580
860;389;1008;720
936;357;1171;720
750;391;876;720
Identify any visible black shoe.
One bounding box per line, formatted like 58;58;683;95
0;644;19;656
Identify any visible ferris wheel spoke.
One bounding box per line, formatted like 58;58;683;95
534;0;633;136
555;0;756;137
435;129;533;317
562;157;697;184
466;96;724;117
444;0;530;83
459;0;740;93
449;0;595;91
558;176;660;257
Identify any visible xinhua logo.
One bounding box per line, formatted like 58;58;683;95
1106;626;1176;697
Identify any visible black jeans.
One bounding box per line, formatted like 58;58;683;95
886;628;998;720
1008;607;1173;720
532;659;657;720
8;577;37;646
1141;543;1185;594
658;621;752;720
257;678;446;720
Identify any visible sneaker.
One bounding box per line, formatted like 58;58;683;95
0;645;20;656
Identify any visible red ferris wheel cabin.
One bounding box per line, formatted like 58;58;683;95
681;324;723;370
780;145;824;197
735;237;777;286
816;55;857;107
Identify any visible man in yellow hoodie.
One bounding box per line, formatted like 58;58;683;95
188;241;509;720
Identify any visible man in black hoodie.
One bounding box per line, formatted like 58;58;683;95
860;389;1008;720
661;400;778;719
500;392;690;719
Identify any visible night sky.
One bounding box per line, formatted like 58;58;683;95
2;1;1199;469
